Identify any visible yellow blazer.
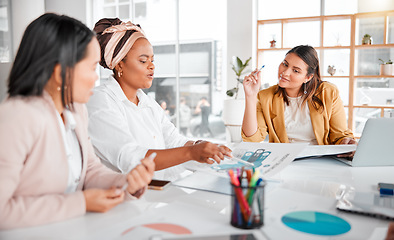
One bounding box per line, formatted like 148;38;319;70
242;82;354;145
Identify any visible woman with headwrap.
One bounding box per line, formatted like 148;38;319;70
87;18;232;180
0;13;154;230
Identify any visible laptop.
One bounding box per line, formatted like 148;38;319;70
336;118;394;167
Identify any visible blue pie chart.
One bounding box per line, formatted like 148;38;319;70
282;211;351;236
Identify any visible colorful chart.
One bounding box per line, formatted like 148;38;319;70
281;211;351;236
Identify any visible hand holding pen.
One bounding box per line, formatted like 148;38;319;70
243;65;264;98
123;152;156;196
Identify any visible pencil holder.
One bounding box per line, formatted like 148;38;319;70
230;181;265;229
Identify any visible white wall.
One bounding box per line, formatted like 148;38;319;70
226;0;254;99
0;0;45;101
45;0;88;24
358;0;394;12
11;0;45;55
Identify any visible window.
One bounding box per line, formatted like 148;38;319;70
0;0;11;63
92;0;227;141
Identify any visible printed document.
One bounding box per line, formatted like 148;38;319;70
212;142;307;178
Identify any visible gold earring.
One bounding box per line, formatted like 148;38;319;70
57;86;61;91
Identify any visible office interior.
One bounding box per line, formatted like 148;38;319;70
1;0;394;142
1;0;394;239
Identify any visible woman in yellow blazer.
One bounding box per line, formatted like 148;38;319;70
0;13;154;230
242;45;355;150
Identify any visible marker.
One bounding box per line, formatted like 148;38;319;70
122;152;157;191
228;170;251;219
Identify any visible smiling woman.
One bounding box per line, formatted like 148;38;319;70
241;45;356;151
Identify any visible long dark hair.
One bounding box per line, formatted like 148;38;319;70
7;13;94;109
275;45;324;111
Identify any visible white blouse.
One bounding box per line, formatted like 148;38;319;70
284;96;318;145
56;109;82;193
86;76;189;181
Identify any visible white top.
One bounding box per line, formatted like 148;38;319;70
56;109;82;193
86;76;189;180
284;96;318;145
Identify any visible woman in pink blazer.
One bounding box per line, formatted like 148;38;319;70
0;13;155;230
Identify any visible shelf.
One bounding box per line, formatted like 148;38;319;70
322;76;350;78
257;46;351;51
344;105;394;109
259;44;394;51
354;75;394;78
355;44;394;49
257;48;291;51
317;46;351;49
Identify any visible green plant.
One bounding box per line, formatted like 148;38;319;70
226;56;251;98
379;58;393;64
363;34;371;38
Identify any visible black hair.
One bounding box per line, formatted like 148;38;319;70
275;45;324;111
7;13;95;109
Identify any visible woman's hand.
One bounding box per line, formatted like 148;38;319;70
189;141;232;164
337;137;357;158
83;187;124;212
126;155;155;195
243;69;261;98
386;222;394;240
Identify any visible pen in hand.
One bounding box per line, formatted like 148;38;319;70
225;156;254;167
253;65;265;76
121;152;157;191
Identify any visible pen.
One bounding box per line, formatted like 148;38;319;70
122;182;128;191
121;152;157;191
228;157;254;167
253;65;265;76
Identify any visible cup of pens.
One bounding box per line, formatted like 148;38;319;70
228;169;265;229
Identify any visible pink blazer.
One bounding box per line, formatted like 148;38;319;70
0;92;138;230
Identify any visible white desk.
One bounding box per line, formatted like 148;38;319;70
1;158;393;240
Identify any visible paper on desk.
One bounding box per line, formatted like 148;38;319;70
172;170;279;195
212;142;308;178
296;144;357;159
172;171;232;195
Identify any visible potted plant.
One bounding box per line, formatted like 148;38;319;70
362;34;372;45
223;56;251;143
226;56;251;99
379;58;394;76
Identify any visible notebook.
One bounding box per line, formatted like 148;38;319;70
336;118;394;167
